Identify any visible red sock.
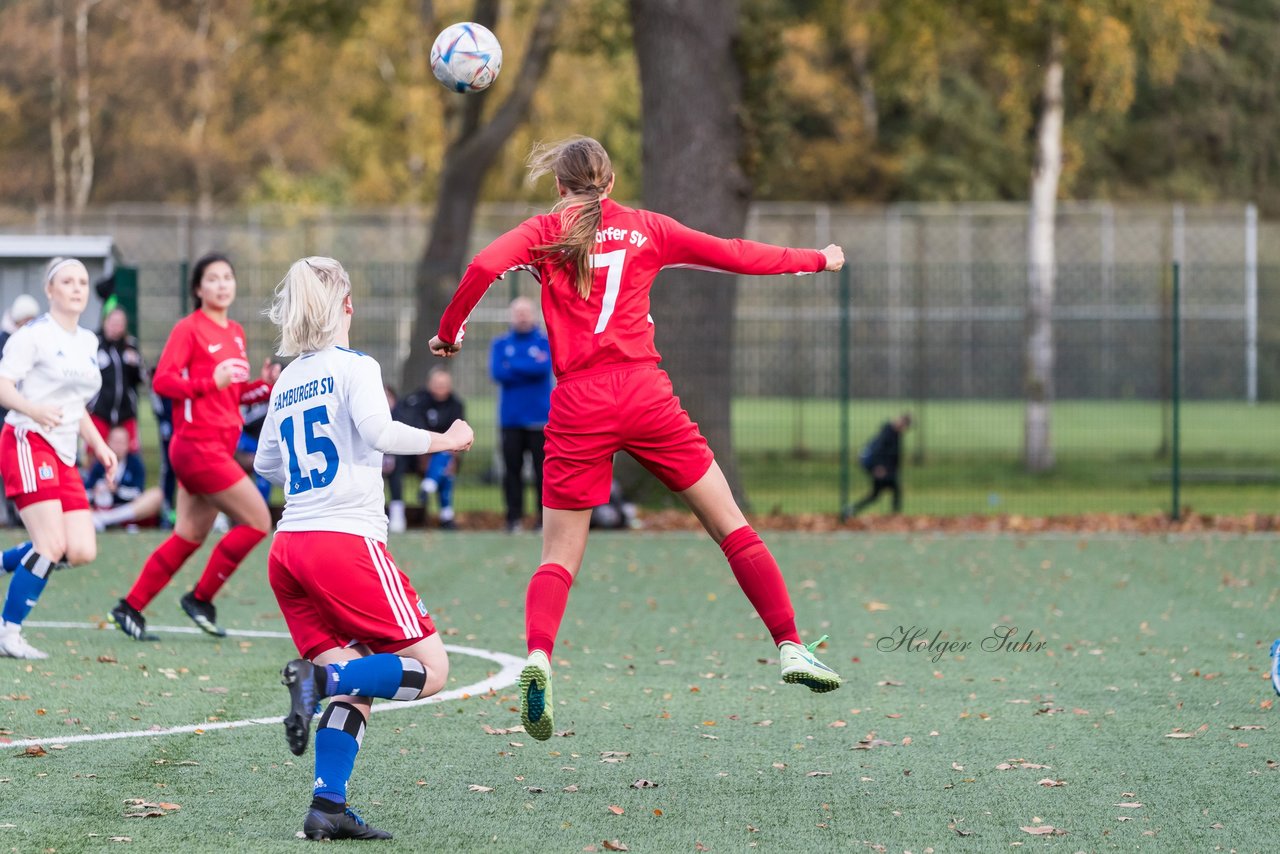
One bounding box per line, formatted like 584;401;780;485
720;526;801;646
525;563;574;656
126;534;202;611
192;526;266;602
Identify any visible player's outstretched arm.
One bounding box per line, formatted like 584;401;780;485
657;215;830;278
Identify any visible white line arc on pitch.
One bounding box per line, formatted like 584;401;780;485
7;622;524;750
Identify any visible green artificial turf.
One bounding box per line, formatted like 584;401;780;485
1;531;1277;851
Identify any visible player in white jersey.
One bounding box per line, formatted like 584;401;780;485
254;256;473;841
0;258;117;659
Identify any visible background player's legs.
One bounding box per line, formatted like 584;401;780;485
888;478;902;513
677;461;801;646
189;475;270;607
1;501;65;658
122;485;213;615
849;479;886;515
92;486;164;530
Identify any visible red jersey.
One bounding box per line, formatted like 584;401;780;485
438;199;826;377
152;310;269;439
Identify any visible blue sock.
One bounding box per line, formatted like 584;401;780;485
1;542;32;573
323;654;426;701
2;550;55;625
313;702;364;804
438;475;454;514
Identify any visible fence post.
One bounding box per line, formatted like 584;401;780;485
1170;261;1182;521
179;261;189;314
839;265;852;520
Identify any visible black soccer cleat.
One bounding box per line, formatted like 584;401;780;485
281;658;324;756
109;599;158;642
302;806;392;841
180;591;227;637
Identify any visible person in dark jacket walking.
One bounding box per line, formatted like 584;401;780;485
89;307;148;454
850;413;912;515
490;297;552;533
388;368;465;530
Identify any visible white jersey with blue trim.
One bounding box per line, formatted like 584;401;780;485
0;314;102;464
254;346;421;542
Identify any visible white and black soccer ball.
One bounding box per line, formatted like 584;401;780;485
430;22;502;94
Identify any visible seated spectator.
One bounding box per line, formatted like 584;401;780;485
388;367;465;530
84;426;163;532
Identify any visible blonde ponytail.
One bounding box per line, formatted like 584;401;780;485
528;136;614;299
267;256;351;356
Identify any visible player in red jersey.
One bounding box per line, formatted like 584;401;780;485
431;136;845;740
110;254;275;641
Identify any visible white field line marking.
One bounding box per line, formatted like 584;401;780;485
6;622;524;750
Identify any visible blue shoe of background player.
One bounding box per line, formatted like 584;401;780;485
1269;639;1280;696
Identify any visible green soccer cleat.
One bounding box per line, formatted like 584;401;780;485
519;650;554;741
779;635;842;693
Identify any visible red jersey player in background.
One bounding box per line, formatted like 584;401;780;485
111;254;275;641
430;136;845;741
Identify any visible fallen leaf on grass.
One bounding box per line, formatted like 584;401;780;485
468;785;494;793
607;805;624;815
1037;779;1066;787
482;724;525;736
828;720;847;728
630;779;658;789
851;737;894;751
1164;732;1196;739
1115;802;1143;808
695;843;710;852
951;763;964;771
554;729;575;738
600;751;630;763
864;601;890;612
1020;825;1066;836
995;760;1050;770
602;841;628;852
109;836;131;842
97;655;117;664
562;785;579;793
18;746;47;758
1230;725;1265;731
877;680;904;687
806;771;832;777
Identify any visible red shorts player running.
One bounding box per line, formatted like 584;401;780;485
430;136;845;741
256;257;474;840
110;254;276;641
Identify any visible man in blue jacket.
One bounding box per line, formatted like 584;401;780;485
490;297;553;533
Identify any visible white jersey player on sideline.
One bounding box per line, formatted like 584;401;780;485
253;256;473;842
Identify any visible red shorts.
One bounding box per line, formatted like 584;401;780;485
0;425;90;511
90;415;140;453
543;363;714;510
268;531;437;661
170;427;246;495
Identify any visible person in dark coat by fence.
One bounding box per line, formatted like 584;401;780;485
850;413;912;515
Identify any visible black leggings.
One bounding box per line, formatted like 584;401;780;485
852;476;901;514
502;428;545;523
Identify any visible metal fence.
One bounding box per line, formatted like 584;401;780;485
4;202;1277;517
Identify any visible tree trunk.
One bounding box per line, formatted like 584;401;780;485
50;3;67;231
630;0;752;504
403;0;563;391
189;0;214;220
70;0;100;222
1024;31;1063;473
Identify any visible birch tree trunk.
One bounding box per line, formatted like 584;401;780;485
1024;31;1063;473
69;0;101;222
50;3;68;231
189;0;214;220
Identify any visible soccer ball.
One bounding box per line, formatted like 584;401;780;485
430;22;502;93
